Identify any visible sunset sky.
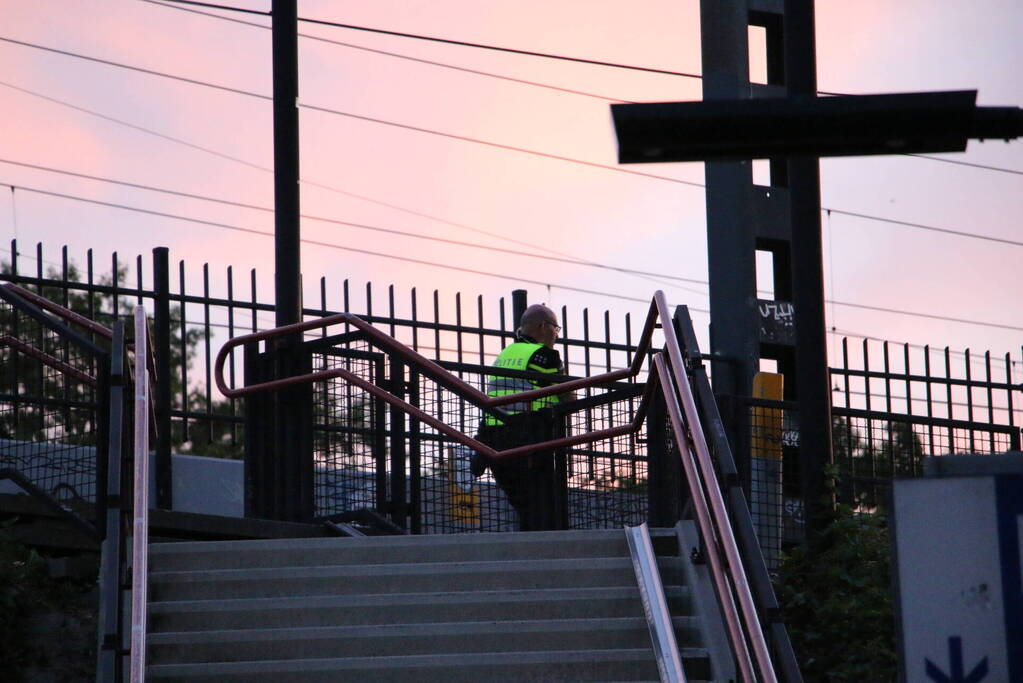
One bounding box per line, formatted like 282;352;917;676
1;0;1020;376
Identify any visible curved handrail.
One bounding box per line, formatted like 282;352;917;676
214;295;660;410
211;290;780;679
213;294;661;461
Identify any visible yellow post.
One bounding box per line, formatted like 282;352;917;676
751;372;785;458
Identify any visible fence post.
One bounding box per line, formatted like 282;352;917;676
512;289;527;330
152;247;173;510
388;358;408;530
646;386;682;527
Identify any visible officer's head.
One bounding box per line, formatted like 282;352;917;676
519;304;560;348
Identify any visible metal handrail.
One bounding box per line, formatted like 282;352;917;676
1;281;160;386
626;522;686;682
0;334;98;386
215;296;660;410
655;335;778;679
129;306;151;683
213;297;662;461
211;291;782;681
1;281;113;339
654;355;757;681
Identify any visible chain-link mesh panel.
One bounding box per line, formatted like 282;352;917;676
833;413;1014;512
748;403;786;569
411;368;517;533
564;386;647;529
0;296;102;516
408;369;649;534
739;400;1018;567
311;342;385;519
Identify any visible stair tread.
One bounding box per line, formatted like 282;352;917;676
150;528;639;555
148;647;678;673
150;555;634;581
149;615;701;643
149;584;690;612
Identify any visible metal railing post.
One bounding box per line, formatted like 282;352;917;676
96;321;125;683
152;247;172;510
129;306;151;683
389;358;408;530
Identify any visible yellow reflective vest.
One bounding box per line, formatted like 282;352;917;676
484;341;561;426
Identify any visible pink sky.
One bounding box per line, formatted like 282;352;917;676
1;0;1021;374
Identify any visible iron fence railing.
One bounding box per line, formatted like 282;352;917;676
0;282;111;533
4;239;1020;543
3;240;644;508
219;289;794;682
735;395;1021;567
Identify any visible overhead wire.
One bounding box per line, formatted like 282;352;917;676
6;72;1018;256
4;30;1021;327
0;74;701;294
0;157;710;291
140;0;631;103
152;0;704;79
0;180;705;309
6;177;1021;335
148;0;1023;178
0;35;271;101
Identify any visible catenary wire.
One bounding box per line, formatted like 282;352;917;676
8;180;1023;334
8;27;1023;179
145;0;268;16
4;77;1019;258
0;157;710;290
0;35;271;101
0;180;705;309
152;0;703;79
0;76;701;294
0;39;703;187
0;79;633;268
143;0;1023;177
141;0;631;103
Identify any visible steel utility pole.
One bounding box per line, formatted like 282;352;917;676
611;1;1021;545
249;0;313;522
273;0;301;327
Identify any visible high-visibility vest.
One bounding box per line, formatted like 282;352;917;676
484;342;560;426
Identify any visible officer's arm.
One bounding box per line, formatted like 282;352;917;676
529;348;575;402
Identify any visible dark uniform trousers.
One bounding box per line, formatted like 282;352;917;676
477;410;567;532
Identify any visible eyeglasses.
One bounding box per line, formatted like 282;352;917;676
544;321;562;333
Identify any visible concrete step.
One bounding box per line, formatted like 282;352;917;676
150;528;677;571
146;648;670;681
148;616;703;664
149;556;679;602
149;585;694;632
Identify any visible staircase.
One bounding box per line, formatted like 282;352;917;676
145;526;728;681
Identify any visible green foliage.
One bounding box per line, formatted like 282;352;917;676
0;522;97;681
0;521;47;673
2;261;238;457
776;501;897;681
833;416;925;511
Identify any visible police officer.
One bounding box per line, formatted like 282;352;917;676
477;304;574;531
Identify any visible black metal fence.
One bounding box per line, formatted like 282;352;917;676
3;240;1020;542
241;324;652;532
2;241;645;510
733;336;1022;566
0;282;110;532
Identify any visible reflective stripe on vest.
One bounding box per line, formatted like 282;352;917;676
484;342;560;425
